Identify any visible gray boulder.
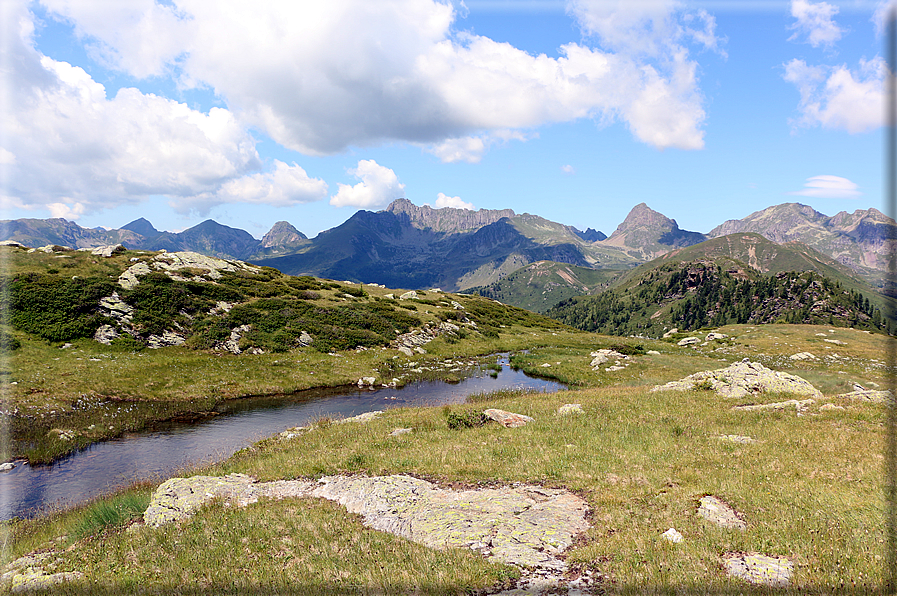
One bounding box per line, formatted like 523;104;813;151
651;360;822;399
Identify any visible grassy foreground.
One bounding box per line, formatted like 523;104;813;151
2;323;891;594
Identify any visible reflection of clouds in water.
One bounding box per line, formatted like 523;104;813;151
3;366;563;520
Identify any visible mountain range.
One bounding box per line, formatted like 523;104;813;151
1;200;892;294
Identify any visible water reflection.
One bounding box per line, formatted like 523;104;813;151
1;360;563;520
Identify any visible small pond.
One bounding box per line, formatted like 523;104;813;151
1;356;564;521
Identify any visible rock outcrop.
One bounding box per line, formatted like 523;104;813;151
484;409;535;428
143;473;590;592
651;360;822;399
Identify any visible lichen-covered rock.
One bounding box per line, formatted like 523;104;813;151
1;552;83;593
837;389;893;404
118;251;259;289
309;475;588;572
146;330;186;349
697;495;746;529
90;244;124;257
706;332;728;341
723;552;793;587
651;360;822;399
484;409;534;428
337;411;383;424
789;352;817;360
389;428;412;437
589;349;625;368
93;324;119;345
143;473;258;527
733;398;815;413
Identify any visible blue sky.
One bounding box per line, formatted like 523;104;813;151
1;0;889;240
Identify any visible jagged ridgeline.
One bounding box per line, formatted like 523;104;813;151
1;246;564;353
547;259;894;337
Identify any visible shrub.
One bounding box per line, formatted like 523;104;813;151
0;331;20;351
609;343;645;356
70;492;150;541
446;410;487;429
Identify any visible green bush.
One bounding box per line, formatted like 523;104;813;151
6;273;115;341
0;330;20;351
609;343;645;356
446;410;487;430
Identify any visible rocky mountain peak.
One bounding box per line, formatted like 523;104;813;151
383;198;515;235
261;221;307;248
600;203;706;259
121;217;160;238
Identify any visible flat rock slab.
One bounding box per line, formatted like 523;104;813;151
484;409;534;428
734;399;815;413
723;552;793;587
697;495;746;529
651;360;822;400
837;389;893;404
0;552;84;593
144;474;589;589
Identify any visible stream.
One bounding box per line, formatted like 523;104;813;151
0;356;564;521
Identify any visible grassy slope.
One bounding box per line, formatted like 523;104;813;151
467;260;626;313
4;323;891;594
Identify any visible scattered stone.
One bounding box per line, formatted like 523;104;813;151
820;403;845;411
789;352;817;360
651;360;822;400
384;293;394;299
837;389;893;404
0;551;84;593
484;409;535;428
218;324;252;354
824;339;846;345
734;399;815;413
697;495;746;529
605;365;626;372
146;330;186;349
662;328;679;338
398;346;414;357
647;350;661;355
337;411;383;424
661;528;684;543
296;331;313;347
279;426;311;440
90;244;125;257
716;434;755;444
677;337;700;346
589;349;626;368
557;404;583;415
0;240;25;248
541;363;551;367
47;428;78;441
93;324;119;345
389;428;412;437
60;343;73;349
706;332;728;341
357;376;377;387
815;333;827;336
209;301;233;315
0;463;14;472
450;300;465;310
723;552;793;587
399;291;418;300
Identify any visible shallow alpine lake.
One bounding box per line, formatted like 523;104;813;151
1;355;564;520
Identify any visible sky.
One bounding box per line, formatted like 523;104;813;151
0;0;891;240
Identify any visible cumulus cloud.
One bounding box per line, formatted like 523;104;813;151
2;0;336;217
788;0;844;48
783;57;885;133
788;175;861;199
873;0;897;37
38;0;719;154
47;201;86;220
561;164;575;174
434;193;474;210
330;160;405;208
424;130;530;163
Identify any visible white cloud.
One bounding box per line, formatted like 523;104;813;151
783;57;884;133
47;201;86;220
214;161;327;206
330;160;405;209
561;164;575;174
424;130;531;163
3;1;339;217
38;0;718;154
788;175;861;199
788;0;844;48
873;0;897;37
434;193;474;210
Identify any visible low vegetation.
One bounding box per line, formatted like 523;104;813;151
1;244;893;593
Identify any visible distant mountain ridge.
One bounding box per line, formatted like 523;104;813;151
1;200;891;295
